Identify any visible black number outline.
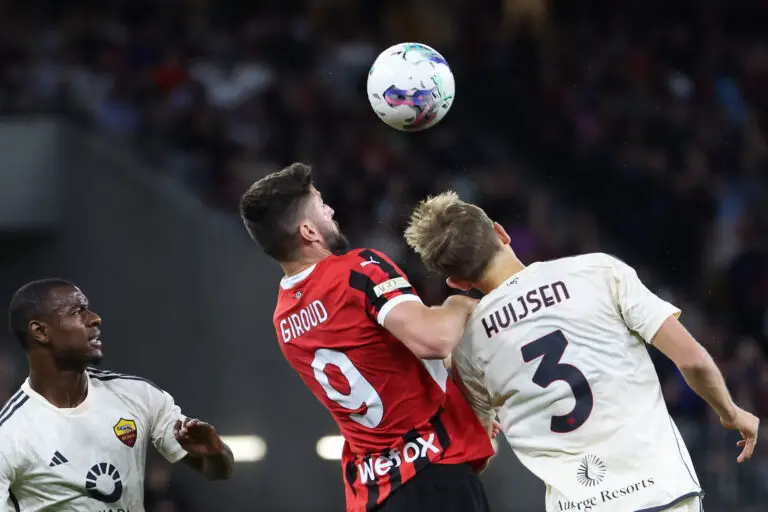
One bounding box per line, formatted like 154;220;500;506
521;330;593;433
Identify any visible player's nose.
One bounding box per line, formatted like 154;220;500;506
88;311;102;326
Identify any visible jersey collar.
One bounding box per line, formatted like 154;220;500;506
22;372;94;415
280;264;316;290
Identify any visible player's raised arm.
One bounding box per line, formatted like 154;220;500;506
350;248;476;359
383;294;477;359
148;386;233;480
608;254;760;463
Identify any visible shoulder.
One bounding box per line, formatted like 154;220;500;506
547;252;616;269
0;388;35;463
539;252;634;278
329;248;401;271
333;248;413;291
0;388;32;434
298;250;385;292
87;368;181;422
575;252;632;269
87;367;165;395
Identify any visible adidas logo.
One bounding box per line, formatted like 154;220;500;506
49;451;69;467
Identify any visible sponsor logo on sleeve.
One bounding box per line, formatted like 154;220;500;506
373;277;411;297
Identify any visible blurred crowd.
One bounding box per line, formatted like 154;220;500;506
1;0;767;509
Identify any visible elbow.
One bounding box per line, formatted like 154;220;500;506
414;312;462;359
677;358;709;375
422;348;452;360
404;325;455;359
402;324;454;360
388;304;461;359
409;338;452;360
675;346;712;374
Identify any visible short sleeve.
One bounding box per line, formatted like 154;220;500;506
148;387;188;463
347;249;422;325
606;254;681;343
451;344;495;430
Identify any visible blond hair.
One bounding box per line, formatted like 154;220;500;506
404;191;500;282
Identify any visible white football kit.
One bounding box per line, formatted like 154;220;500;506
0;367;188;512
453;253;703;512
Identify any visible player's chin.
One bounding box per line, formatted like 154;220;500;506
86;348;104;365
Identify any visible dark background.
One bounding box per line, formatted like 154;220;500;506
0;0;766;510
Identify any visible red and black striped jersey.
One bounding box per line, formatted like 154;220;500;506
273;249;494;512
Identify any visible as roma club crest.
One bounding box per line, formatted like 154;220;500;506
113;418;138;448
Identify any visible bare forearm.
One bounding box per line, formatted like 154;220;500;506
203;443;235;480
185;444;234;480
652;317;758;462
652;317;736;422
384;295;476;359
678;355;736;422
424;302;473;352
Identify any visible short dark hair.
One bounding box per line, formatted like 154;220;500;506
239;162;314;261
8;278;75;348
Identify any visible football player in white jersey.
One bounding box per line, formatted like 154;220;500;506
404;192;759;512
0;279;233;511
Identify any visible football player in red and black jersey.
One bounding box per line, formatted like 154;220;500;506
239;163;495;512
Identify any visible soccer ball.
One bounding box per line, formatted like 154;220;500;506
367;43;455;132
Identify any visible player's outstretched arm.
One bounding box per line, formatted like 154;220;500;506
652;317;759;463
606;253;760;463
383;294;478;359
174;418;234;480
350;249;476;358
148;386;233;479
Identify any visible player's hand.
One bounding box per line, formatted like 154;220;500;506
720;406;759;463
491;420;502;439
174;418;225;457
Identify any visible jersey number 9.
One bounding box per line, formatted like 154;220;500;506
312;348;384;428
311;348;449;429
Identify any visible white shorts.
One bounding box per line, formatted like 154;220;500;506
666;496;702;512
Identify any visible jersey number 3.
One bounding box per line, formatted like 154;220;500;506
521;330;593;433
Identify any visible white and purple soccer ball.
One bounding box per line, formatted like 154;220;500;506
366;42;455;132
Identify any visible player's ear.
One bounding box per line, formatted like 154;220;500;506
446;277;473;292
28;320;51;345
297;219;322;244
493;222;511;245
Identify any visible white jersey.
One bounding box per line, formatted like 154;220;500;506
0;368;188;512
453;253;703;512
